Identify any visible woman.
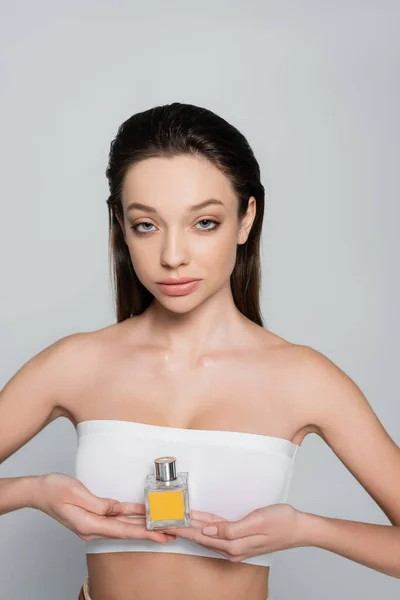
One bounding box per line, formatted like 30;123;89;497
1;102;399;600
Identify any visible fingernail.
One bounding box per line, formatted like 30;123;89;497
202;526;218;535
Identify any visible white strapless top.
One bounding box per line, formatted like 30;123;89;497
75;419;299;567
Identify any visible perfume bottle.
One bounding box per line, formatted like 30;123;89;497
144;456;191;530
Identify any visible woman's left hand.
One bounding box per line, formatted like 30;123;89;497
160;503;305;562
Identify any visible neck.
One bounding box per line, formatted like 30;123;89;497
140;281;249;359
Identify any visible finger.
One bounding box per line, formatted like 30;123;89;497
199;532;269;556
159;524;238;556
161;519;267;555
119;515;208;531
202;518;262;540
158;515;225;531
82;495;124;516
112;515;176;540
112;515;146;524
69;505;170;544
190;510;229;522
158;517;219;542
94;518;171;543
158;516;206;534
81;496;146;518
98;514;176;542
116;502;146;515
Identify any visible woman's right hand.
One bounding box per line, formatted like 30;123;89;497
34;472;176;544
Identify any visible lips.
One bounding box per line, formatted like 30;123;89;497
156;279;202;296
157;277;200;285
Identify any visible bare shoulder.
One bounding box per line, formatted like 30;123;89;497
255;334;344;440
276;342;382;443
46;323;129;421
255;327;307;360
0;332;93;419
1;323;124;427
0;331;96;465
279;341;357;400
274;343;400;528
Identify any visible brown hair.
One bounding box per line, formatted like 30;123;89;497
105;102;266;326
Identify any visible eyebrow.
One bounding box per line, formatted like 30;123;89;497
126;198;226;214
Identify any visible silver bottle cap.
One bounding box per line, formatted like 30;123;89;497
154;456;177;481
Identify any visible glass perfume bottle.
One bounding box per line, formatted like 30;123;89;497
144;455;191;530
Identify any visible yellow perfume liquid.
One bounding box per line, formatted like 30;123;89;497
144;456;191;530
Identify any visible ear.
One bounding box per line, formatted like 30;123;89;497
237;196;256;245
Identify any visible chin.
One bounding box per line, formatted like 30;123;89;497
155;293;205;313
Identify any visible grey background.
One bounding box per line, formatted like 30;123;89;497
1;0;399;598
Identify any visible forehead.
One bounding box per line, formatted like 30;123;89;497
121;154;236;210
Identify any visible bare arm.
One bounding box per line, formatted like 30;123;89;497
298;511;400;579
0;334;83;515
294;346;400;578
0;476;42;516
0;334;176;543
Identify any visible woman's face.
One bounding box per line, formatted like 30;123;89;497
118;154;256;310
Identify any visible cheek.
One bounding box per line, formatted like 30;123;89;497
125;228;238;274
126;242;155;278
198;231;238;271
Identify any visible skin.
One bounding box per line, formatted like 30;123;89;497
3;154;398;598
80;154;307;599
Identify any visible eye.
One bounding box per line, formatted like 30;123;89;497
131;222;156;234
131;219;220;235
195;219;220;231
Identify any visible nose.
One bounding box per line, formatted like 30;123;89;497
160;229;190;268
